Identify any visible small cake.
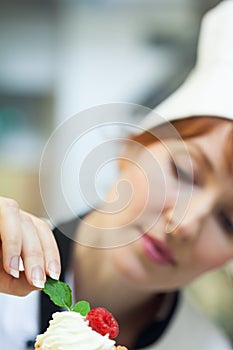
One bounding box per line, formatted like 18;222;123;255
35;279;127;350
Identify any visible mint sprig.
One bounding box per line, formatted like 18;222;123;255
43;278;72;309
43;278;90;316
72;300;91;315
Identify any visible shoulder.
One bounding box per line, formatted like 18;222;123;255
150;293;232;350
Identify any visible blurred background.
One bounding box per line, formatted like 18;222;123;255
0;0;232;344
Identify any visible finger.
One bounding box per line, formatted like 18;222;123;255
29;216;61;280
0;247;35;296
0;269;36;296
0;198;22;278
6;273;36;296
20;213;46;289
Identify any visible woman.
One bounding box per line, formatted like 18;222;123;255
72;115;233;349
0;1;233;349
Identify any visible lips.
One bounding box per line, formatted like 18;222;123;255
141;233;175;265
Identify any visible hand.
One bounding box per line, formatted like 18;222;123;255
0;196;61;296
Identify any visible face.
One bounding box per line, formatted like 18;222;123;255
102;121;233;292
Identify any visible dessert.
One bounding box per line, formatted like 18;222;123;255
34;278;127;350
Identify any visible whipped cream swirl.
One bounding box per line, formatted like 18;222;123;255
35;311;116;350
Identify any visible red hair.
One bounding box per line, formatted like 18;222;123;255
120;116;233;172
131;116;228;146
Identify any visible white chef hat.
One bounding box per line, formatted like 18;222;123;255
141;0;233;131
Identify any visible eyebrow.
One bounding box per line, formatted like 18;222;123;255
223;126;233;176
187;141;214;173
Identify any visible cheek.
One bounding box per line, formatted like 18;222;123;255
123;173;166;221
116;153;178;224
116;166;151;218
191;234;233;271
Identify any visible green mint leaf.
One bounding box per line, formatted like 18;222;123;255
71;300;91;316
43;278;72;310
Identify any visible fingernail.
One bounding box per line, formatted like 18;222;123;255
10;256;20;278
48;260;60;280
31;266;45;288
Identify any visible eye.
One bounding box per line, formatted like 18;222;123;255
170;160;194;184
218;211;233;235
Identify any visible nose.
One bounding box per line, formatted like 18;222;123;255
165;190;217;241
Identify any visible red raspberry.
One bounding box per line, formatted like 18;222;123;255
86;307;119;339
